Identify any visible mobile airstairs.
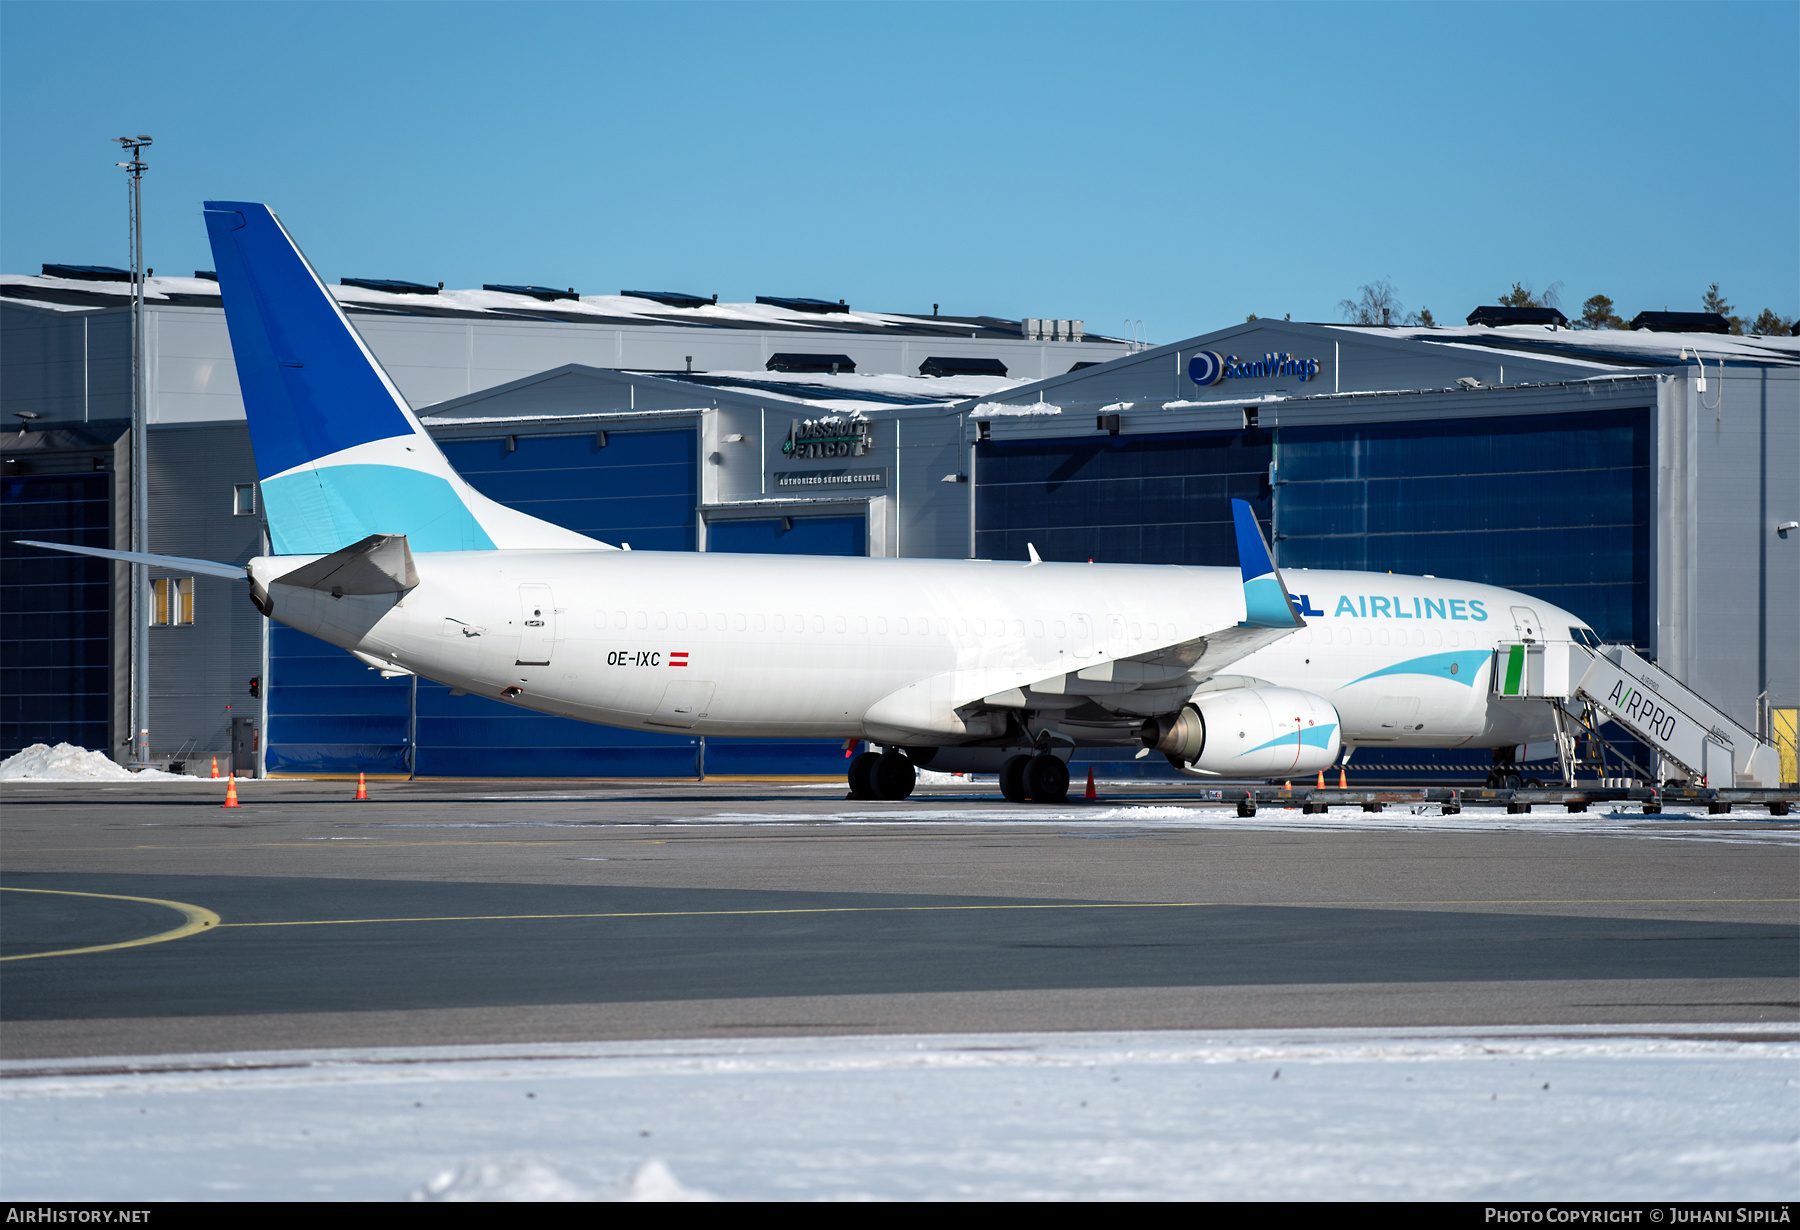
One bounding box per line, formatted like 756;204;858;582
1492;639;1785;790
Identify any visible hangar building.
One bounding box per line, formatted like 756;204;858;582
4;268;1795;782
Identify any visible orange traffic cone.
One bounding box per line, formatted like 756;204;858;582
1084;767;1097;801
354;771;368;801
1316;769;1325;788
1337;766;1347;789
222;774;239;808
1283;780;1291;792
210;756;219;780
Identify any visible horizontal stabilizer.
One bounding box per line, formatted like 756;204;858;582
272;533;418;596
14;540;247;580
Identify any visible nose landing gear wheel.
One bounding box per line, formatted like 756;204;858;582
871;751;916;801
999;754;1032;803
1023;753;1070;804
847;750;881;799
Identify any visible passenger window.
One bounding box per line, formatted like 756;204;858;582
1377;629;1389;646
1032;620;1045;638
855;616;868;634
875;617;887;634
695;613;708;631
956;619;969;637
1412;630;1424;646
812;616;825;633
1012;620;1025;637
734;614;747;631
614;610;626;629
1360;629;1371;645
714;612;726;629
833;616;847;634
753;614;766;632
1430;630;1442;646
936;618;948;635
973;619;986;637
1054;621;1067;638
772;614;785;632
675;612;688;630
655;612;668;630
1130;622;1141;639
634;611;648;630
1318;628;1332;645
1301;630;1314;644
895;616;909;635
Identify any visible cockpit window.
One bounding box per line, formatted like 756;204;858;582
1570;626;1601;648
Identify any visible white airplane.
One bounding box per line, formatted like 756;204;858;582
26;202;1588;801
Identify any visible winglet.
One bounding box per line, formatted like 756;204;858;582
1230;499;1303;628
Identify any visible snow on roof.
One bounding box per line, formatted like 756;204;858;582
682;369;1021;403
1331;322;1800;366
1;273;1107;342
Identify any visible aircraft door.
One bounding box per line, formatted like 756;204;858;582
517;584;555;665
1072;613;1092;659
1510;606;1542;643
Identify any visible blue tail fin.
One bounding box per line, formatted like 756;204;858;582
1231;498;1303;628
203;201;601;556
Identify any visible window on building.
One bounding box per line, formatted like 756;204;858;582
233;484;257;516
151;577;195;626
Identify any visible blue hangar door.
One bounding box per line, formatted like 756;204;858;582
701;511;868;775
973;427;1273;780
267;428;704;777
0;472;113;759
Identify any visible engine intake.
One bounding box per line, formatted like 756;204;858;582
1141;686;1342;777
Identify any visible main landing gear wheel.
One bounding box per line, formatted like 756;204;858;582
847;750;881;799
871;751;917;801
999;754;1033;803
1023;753;1070;804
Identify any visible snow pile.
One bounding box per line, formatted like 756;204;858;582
411;1158;589;1202
973;400;1061;416
0;744;187;782
409;1157;708;1202
914;769;974;785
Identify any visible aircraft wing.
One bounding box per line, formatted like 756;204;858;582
863;500;1304;740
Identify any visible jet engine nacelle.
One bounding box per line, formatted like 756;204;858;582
1141;686;1342;777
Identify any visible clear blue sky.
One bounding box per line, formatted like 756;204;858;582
4;1;1795;341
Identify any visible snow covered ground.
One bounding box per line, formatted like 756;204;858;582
0;743;188;782
1;1026;1792;1201
394;797;1800;847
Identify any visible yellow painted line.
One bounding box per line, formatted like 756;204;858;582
0;887;220;961
217;897;1800;930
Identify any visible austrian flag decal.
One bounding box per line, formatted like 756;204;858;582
670;651;689;667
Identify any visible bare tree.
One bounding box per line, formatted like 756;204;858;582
1500;281;1564;310
1340;278;1403;326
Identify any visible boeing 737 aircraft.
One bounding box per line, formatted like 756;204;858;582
26;202;1591;802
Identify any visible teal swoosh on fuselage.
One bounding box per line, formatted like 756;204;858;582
1344;651;1491;689
1240;723;1339;757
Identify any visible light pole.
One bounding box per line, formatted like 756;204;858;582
115;134;151;768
